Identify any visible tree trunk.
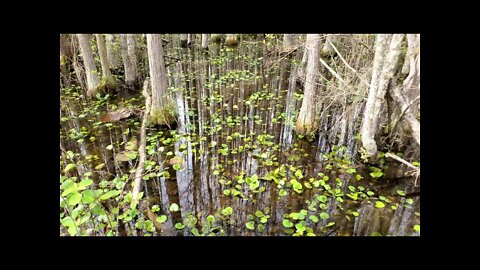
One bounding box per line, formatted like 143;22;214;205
106;34;120;69
361;34;404;157
297;34;313;82
146;34;175;125
392;34;420;146
76;34;100;97
283;34;295;51
295;34;321;136
321;34;338;57
202;34;209;49
95;34;115;88
180;34;188;48
127;34;138;80
120;34;137;86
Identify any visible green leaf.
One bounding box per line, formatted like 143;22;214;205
375;201;386;208
346;168;356;174
282;219;294;228
95;163;105;170
325;221;335;227
173;164;181;171
106;145;113;150
64;163;76;172
319;212;329;220
370;171;384;178
78;178;93;190
61;216;74;228
309;215;319;223
221;207;233;216
81;189;95;204
316;195;328;203
246;221;255;230
295;221;306;232
406;198;414;205
255;210;264;218
355;174;363;180
257;224;265;232
207;215;215;224
175;223;185;230
413;224;420;232
396;190;406;196
156;215;168;223
352;211;359;217
223;189;231;196
169;203;179;212
294;170;303;179
366;191;375;196
99;190;120;201
279;189;287;196
213;170;220;175
68;192;82;206
348;185;356;192
260;217;268;223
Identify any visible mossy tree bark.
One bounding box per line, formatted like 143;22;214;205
295;34;321;136
106;34;120;69
95;34;115;89
146;34;176;125
76;34;100;97
361;34;404;157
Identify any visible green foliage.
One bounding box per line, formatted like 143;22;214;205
156;215;167;223
319;212;330;220
221;207;233;216
169;203;180;212
282;219;294;228
375;201;385;208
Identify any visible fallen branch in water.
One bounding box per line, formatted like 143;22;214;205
385;152;420;186
131;78;151;204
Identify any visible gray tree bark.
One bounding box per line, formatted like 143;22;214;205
202;34;209;49
106;34;120;69
297;34;313;82
120;34;137;85
361;34;404;156
95;34;115;87
321;34;338;56
76;34;100;97
146;34;174;125
295;34;322;135
283;34;296;51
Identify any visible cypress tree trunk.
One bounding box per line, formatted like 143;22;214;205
146;34;176;125
202;34;209;49
95;34;115;88
361;34;404;157
76;34;100;97
120;34;137;86
295;34;321;136
106;34;120;69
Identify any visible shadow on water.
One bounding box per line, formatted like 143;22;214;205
60;39;420;236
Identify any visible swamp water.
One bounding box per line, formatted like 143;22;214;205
60;40;420;236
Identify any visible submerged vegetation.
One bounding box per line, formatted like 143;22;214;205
60;34;420;236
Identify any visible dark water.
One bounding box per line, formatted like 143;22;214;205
60;40;420;236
